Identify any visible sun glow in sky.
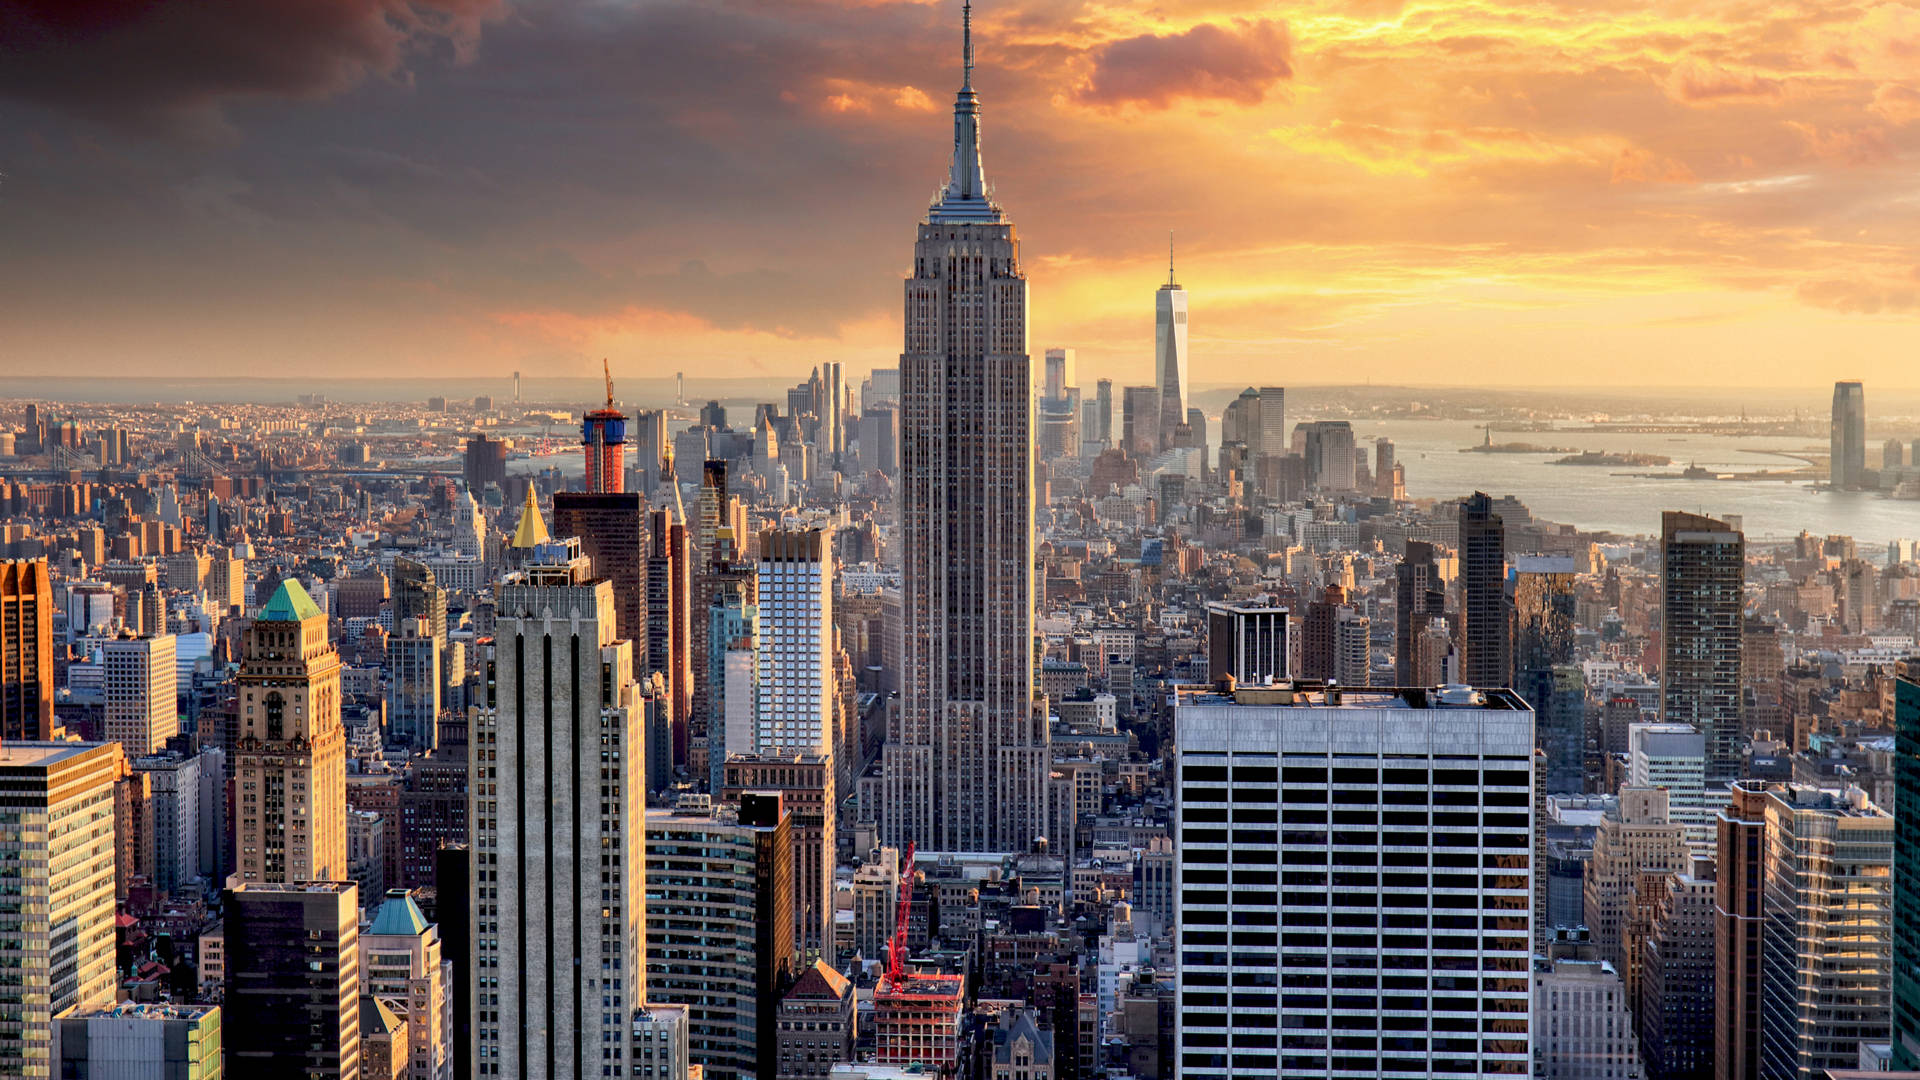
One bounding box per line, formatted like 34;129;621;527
2;0;1918;388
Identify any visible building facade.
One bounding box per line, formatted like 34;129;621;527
224;881;362;1080
756;529;835;757
0;558;54;741
1659;512;1744;782
1174;683;1534;1080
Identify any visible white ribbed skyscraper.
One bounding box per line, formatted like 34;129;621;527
883;1;1047;853
1155;238;1189;450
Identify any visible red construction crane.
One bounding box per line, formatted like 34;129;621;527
885;842;915;987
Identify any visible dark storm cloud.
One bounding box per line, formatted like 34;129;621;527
0;0;503;129
1076;19;1292;108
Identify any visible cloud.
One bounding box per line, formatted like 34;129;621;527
1076;19;1292;108
1661;59;1785;105
1797;275;1919;314
1610;146;1696;183
0;0;502;130
1869;82;1920;124
1785;121;1893;165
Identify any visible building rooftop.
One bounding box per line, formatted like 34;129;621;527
63;1003;219;1021
365;889;430;938
259;578;323;622
0;740;115;770
1175;681;1528;712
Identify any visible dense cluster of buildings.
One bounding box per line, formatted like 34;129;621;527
5;10;1920;1080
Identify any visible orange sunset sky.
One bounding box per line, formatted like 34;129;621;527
2;0;1918;388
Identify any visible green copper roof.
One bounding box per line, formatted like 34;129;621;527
259;578;323;622
366;890;429;938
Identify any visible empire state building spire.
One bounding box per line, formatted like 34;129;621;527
931;1;998;223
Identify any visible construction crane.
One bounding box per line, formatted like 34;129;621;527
603;357;615;409
885;841;916;987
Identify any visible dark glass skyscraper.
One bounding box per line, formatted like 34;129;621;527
1660;511;1744;781
1831;380;1866;490
1895;661;1920;1069
1458;492;1509;688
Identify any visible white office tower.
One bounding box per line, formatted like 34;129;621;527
104;633;178;756
472;539;646;1079
1175;682;1534;1079
885;2;1047;852
1626;723;1717;853
755;529;834;756
1155;243;1189;451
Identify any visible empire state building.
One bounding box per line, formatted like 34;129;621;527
881;1;1047;852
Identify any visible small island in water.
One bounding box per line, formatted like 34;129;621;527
1461;442;1580;454
1551;450;1674;466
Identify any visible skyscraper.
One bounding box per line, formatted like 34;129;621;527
0;740;123;1080
224;881;362;1079
1509;555;1580;793
756;528;834;758
554;491;647;647
1715;782;1769;1080
1831;380;1866;490
1095;379;1113;445
1896;661;1920;1069
386;617;442;751
362;888;454;1080
583;364;628;494
1121;385;1159;458
1173;682;1535;1080
647;506;693;767
1;558;54;742
472;540;645;1080
1660;511;1744;782
103;633;178;757
1395;540;1452;686
1205;602;1288;685
1458;492;1509;689
884;3;1048;853
1155;242;1188;451
235;580;347;884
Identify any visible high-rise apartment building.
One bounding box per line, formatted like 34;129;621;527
362;888;453;1080
1458;492;1508;689
1637;859;1716;1080
1174;682;1534;1080
1628;724;1716;852
583;389;628;494
1205;603;1289;685
0;741;123;1080
234;580;346;884
1;558;55;741
103;633;178;756
756;529;834;757
224;881;362;1079
555;491;647;649
1155;251;1188;451
645;794;795;1080
471;541;645;1080
883;6;1047;853
132;751;201;901
1659;512;1744;782
386;617;441;751
1831;380;1866;490
706;559;757;794
464;433;510;497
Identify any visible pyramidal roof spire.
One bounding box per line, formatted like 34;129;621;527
930;0;1000;224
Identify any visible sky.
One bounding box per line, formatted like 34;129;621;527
2;0;1918;390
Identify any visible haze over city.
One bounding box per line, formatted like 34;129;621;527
5;0;1920;386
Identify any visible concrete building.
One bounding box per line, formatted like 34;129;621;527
851;849;900;962
1534;950;1644;1079
775;960;855;1080
361;889;453;1080
234;580;347;884
884;5;1048;853
471;540;646;1080
988;1005;1055;1080
131;751;201;900
103;633;178;756
54;1003;224;1080
224;881;362;1080
1637;860;1716;1080
1896;663;1920;1070
757;529;835;757
1584;788;1691;993
1629;723;1718;852
1173;682;1534;1080
554;490;647;649
363;998;409;1080
645;794;795;1080
0;741;124;1080
631;1002;692;1080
